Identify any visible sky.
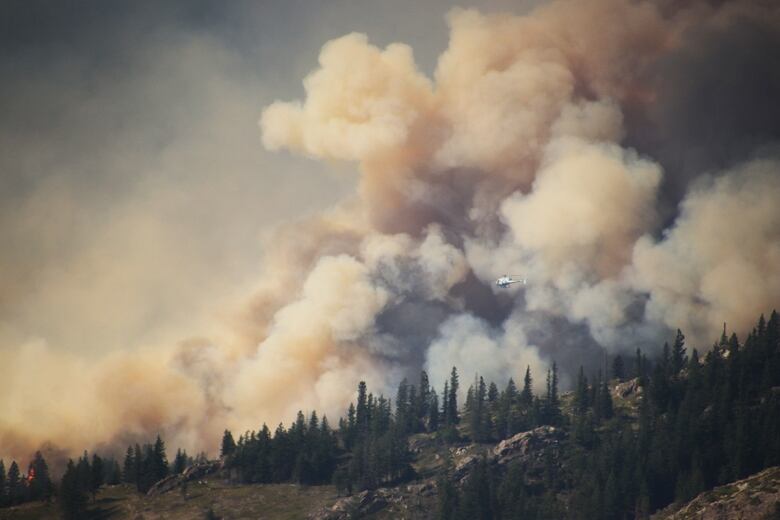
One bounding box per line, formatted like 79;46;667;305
1;0;779;467
0;0;539;356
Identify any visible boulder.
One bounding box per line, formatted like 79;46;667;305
146;460;223;496
309;490;389;520
612;378;643;399
493;426;564;466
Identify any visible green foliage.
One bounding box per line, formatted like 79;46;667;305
59;460;87;520
220;430;236;458
435;309;780;519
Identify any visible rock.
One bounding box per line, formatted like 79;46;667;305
408;433;437;454
452;455;479;482
613;378;643;399
308;490;389;520
493;426;564;466
406;480;436;497
652;466;780;520
146;460;223;497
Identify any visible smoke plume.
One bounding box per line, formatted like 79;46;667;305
2;0;779;467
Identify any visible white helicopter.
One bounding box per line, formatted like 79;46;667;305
495;275;527;289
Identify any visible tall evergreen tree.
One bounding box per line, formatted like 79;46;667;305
152;435;169;482
418;370;431;422
221;430;236;458
27;451;53;501
89;453;103;499
121;446;133;484
59;460;87;520
520;366;533;405
7;461;21;505
612;355;625;381
0;459;6;507
671;329;687;374
447;367;459;425
356;381;369;433
429;390;440;432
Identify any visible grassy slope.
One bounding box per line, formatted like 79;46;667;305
0;481;336;520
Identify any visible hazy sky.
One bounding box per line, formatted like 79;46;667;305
0;0;540;356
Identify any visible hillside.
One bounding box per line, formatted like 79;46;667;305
2;389;779;519
653;466;780;520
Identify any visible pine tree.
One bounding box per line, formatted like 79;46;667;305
396;378;410;435
574;366;589;415
599;377;614;421
418;370;431;422
442;381;449;425
671;329;686;374
152;435;169;482
0;459;6;507
520;366;533;405
356;381;369;434
59;460;87;520
429;390;440;432
459;456;493;520
221;430;236;458
447;367;459;425
612;355;625;381
346;402;356;449
469;375;488;442
133;444;142;488
437;455;459;520
634;348;645;383
173;449;188;475
106;459;122;485
7;461;21;505
90;453;103;499
25;451;52;502
487;382;499;403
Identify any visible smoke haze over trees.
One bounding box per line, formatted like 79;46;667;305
1;0;779;469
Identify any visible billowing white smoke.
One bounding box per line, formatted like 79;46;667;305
632;159;780;344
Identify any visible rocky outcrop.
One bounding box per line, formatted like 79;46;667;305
308;489;390;520
653;466;780;520
493;425;565;466
311;427;566;518
308;479;438;519
613;378;643;399
146;460;223;496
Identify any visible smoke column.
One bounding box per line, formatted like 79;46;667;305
2;0;779;467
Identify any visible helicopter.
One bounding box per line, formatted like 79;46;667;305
495;275;527;288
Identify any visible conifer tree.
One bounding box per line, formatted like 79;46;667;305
221;430;236;458
356;381;369;433
26;451;53;502
520;366;533;405
447;367;459;425
418;370;431;421
59;460;87;520
7;461;21;505
671;329;687;374
133;444;142;488
173;449;188;475
152;435;169;482
89;453;103;499
429;390;440;432
0;459;6;507
574;366;589;415
612;355;625;381
437;455;459;520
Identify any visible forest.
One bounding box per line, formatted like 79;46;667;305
1;310;777;519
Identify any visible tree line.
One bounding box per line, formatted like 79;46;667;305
436;310;780;519
0;452;54;507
